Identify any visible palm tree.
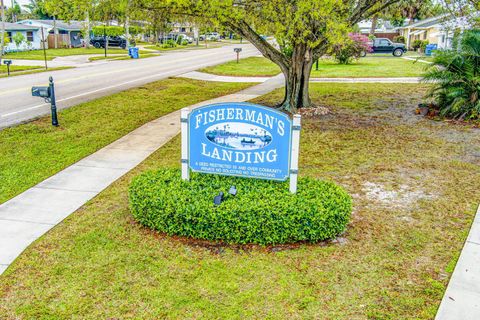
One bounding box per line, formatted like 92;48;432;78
422;30;480;119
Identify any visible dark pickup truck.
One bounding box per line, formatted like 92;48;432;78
362;38;407;57
90;36;134;49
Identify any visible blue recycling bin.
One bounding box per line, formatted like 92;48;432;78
128;47;139;59
425;44;438;57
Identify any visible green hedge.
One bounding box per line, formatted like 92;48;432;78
129;169;352;245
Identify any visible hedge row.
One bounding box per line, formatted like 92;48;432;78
129;169;352;245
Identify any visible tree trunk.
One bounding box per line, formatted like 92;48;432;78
0;0;5;65
370;14;379;37
279;45;314;113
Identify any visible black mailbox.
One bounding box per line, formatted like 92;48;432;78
234;48;242;53
3;60;12;65
32;86;50;98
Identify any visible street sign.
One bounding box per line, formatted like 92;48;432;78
182;103;301;190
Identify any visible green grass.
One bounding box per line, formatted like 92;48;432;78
201;56;281;77
0;78;252;204
144;44;190;51
88;53;160;61
3;48;131;60
202;56;429;78
1;83;479;319
0;65;42;73
0;66;73;78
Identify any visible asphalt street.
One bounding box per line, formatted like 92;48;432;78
0;43;259;129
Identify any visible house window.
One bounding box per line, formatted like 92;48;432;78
423;33;427;40
181;27;186;32
26;31;34;42
6;31;12;42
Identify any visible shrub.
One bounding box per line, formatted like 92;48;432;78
412;40;428;51
162;39;177;48
12;32;25;49
331;33;372;64
393;35;405;44
129;169;352;245
422;29;480;120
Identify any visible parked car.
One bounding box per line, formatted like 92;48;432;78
178;34;193;43
159;33;177;43
198;32;221;41
90;36;133;49
362;38;407;57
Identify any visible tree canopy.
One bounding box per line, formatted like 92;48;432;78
136;0;401;111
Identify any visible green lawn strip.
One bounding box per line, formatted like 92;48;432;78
0;66;73;78
202;56;428;78
1;83;479;319
3;48;135;60
200;56;281;77
88;53;160;61
0;65;42;73
311;57;428;77
144;44;190;51
0;78;252;204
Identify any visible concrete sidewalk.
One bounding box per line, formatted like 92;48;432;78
435;205;480;320
0;74;284;275
179;71;422;83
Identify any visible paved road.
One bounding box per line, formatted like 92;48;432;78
0;44;260;129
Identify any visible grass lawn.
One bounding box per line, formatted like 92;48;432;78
0;78;252;205
3;48;132;60
200;56;281;77
202;56;429;78
88;53;160;61
0;65;73;78
1;83;479;319
144;44;190;51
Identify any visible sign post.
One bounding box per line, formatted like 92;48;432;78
234;48;242;63
181;107;190;181
289;115;301;193
3;59;11;76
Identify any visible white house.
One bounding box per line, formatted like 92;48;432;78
2;22;42;53
17;20;84;48
398;14;475;50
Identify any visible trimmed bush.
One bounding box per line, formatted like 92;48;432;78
393;35;405;44
129;169;352;245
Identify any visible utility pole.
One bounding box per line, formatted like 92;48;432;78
53;16;58;49
85;11;90;48
125;0;131;48
41;27;48;70
0;0;5;65
103;24;107;57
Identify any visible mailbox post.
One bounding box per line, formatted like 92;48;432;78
31;76;59;126
49;77;59;126
3;60;12;76
234;48;242;63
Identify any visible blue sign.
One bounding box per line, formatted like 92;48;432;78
188;102;292;181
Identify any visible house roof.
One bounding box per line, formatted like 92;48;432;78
399;14;450;29
3;22;39;31
17;20;83;31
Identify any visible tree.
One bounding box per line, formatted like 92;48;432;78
136;0;401;112
423;29;480;119
5;1;21;22
24;0;52;19
12;31;25;50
